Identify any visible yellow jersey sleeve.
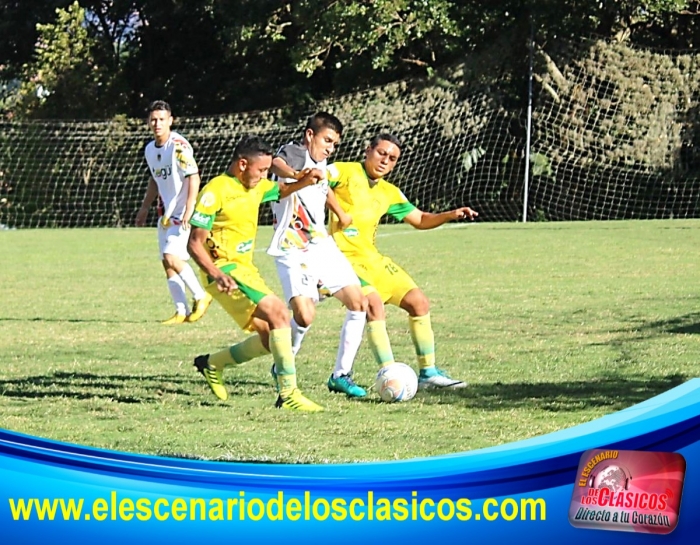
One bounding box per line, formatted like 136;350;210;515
385;185;416;220
190;182;221;230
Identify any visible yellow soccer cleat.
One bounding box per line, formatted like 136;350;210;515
193;354;228;401
162;313;187;325
275;389;324;412
186;292;213;323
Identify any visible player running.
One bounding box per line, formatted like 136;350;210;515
327;133;478;389
187;135;324;411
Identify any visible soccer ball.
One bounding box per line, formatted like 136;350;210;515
375;362;418;403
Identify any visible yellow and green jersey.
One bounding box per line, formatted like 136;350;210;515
327;162;416;259
190;173;280;268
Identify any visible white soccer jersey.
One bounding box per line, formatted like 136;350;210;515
267;142;330;257
144;131;199;222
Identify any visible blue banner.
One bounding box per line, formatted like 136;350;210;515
2;379;699;543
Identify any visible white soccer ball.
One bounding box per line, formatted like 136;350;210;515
375;362;418;403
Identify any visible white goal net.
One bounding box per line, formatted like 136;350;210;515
1;36;699;229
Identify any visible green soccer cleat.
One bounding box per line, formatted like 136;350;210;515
275;389;324;412
193;354;228;400
418;367;467;390
327;373;367;398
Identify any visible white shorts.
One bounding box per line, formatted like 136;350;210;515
157;218;190;260
275;237;360;304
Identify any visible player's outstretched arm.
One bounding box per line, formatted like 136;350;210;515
326;188;352;229
403;206;478;230
278;168;323;199
181;173;202;230
187;227;237;294
135;178;159;226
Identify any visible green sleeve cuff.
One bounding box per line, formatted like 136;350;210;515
190;210;214;230
387;202;416;221
261;184;281;203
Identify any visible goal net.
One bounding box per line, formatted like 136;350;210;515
1;36;699;229
530;37;700;220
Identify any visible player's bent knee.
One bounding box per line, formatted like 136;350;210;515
294;312;314;328
257;296;291;329
366;294;386;321
335;286;367;312
162;254;184;271
401;289;430;316
290;296;316;327
345;295;367;312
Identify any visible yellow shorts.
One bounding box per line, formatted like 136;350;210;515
202;263;273;332
349;255;417;307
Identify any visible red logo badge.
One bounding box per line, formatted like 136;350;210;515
569;449;685;534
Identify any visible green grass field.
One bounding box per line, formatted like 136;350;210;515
1;220;699;463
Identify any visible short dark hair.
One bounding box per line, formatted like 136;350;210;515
148;100;171;114
305;112;343;136
233;134;274;161
369;133;402;151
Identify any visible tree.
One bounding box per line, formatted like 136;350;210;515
3;0;700;119
13;2;124;118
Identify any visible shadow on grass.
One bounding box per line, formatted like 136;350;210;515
417;373;687;412
0;371;271;405
0;317;152;324
641;312;700;335
1;371;688;413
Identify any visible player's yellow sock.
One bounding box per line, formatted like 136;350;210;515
367;320;395;367
408;313;436;370
208;348;234;371
230;335;269;365
208;335;269;371
269;328;297;397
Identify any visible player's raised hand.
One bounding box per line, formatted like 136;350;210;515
292;168;310;181
452;207;478;221
295;168;325;185
214;274;238;295
308;168;325;183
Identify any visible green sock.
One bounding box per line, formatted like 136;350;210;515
269;328;297;397
408;313;436;370
367;320;395;367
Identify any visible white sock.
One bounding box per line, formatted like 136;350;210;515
178;262;206;300
333;310;366;377
291;317;310;356
166;275;189;315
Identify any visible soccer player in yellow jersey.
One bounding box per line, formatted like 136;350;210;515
187;135;324;411
327;133;478;389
